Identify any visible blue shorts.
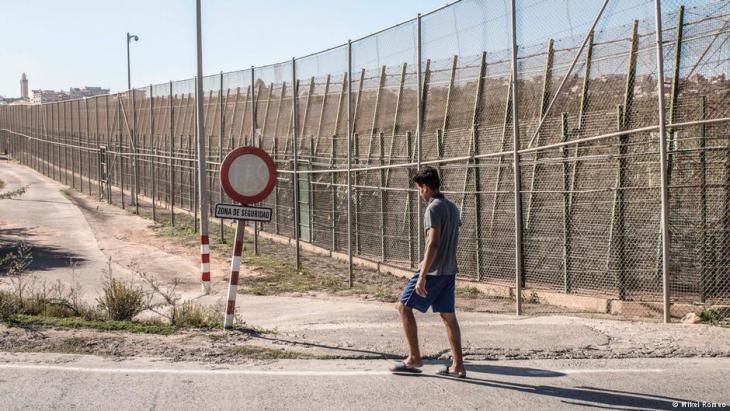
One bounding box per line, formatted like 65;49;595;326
399;272;456;313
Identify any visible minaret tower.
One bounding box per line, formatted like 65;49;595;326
20;73;29;99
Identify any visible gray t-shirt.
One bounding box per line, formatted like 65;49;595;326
422;194;460;276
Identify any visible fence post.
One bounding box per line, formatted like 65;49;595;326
438;56;457;182
406;131;414;266
352;69;364;255
85;98;91;195
331;133;337;251
36;106;39;171
73;100;77;188
206;91;215;220
656;6;685;280
191;134;197;226
14;108;17;162
386;63;406;190
63;101;69;186
416;13;423;264
24;107;28;166
25;107;29;167
150;85;157;222
653;0;671;323
330;72;346;247
219;71;225;242
472;52;486;281
105;94;112;203
524;39;554;237
353;132;360;255
118;96;126;209
42;104;49;177
169;82;176;225
53;103;57;179
42;105;46;175
379;131;386;262
568;32;594;282
607;21;637;300
292;57;301;271
26;107;31;168
510;0;524;316
77;99;83;193
68;100;76;188
131;89;140;214
699;96;707;302
35;106;40;171
561;113;571;293
34;106;38;170
347;40;354;287
28;106;33;170
273;130;280;235
51;104;57;180
251;66;260;255
195;0;211;293
95;96;102;199
614;106;627;299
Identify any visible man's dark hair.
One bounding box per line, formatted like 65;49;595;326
412;166;441;190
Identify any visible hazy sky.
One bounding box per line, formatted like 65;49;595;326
2;0;707;99
0;0;448;97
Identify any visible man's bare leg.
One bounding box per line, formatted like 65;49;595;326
440;312;465;373
397;303;423;367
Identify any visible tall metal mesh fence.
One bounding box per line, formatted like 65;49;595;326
1;0;728;320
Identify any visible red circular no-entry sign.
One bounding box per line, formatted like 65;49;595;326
220;146;277;205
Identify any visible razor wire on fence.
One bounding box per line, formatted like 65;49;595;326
1;0;728;321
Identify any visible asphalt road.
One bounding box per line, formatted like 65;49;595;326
0;158;115;293
0;353;728;410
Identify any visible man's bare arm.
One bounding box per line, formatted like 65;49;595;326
420;227;440;276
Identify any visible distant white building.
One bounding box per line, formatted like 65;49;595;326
32;89;70;104
69;86;109;99
29;86;109;104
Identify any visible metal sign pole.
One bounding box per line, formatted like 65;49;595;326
224;218;245;329
653;0;671;323
195;0;211;293
510;0;524;316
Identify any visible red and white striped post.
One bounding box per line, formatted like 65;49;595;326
201;234;211;293
194;0;211;294
224;221;245;328
218;146;277;329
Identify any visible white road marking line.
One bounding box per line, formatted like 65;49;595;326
0;363;666;377
0;364;392;376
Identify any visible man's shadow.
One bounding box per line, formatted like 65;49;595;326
419;363;696;410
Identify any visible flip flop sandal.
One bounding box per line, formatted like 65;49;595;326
389;361;423;374
436;365;467;379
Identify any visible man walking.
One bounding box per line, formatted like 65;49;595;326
390;166;466;378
